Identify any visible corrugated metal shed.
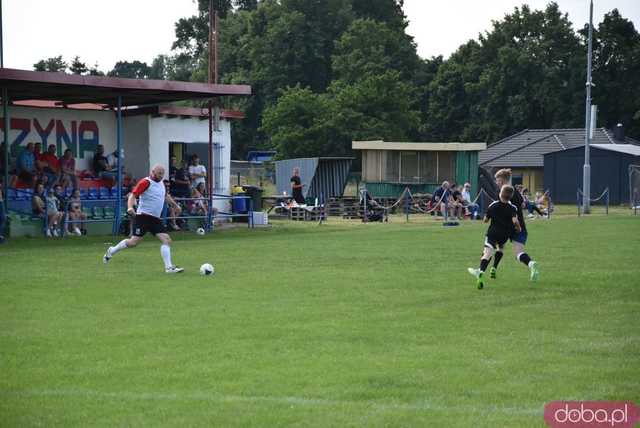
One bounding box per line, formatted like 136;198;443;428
480;128;639;168
275;157;353;200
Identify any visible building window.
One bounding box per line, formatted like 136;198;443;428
384;151;399;182
400;152;420;183
437;151;455;182
419;152;437;183
363;151;381;181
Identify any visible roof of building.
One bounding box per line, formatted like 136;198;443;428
11;100;245;120
352;141;486;152
591;144;640;156
0;68;251;107
479;128;639;168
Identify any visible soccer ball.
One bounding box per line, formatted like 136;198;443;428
200;263;214;276
196;227;206;235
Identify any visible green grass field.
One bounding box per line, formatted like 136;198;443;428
1;211;639;427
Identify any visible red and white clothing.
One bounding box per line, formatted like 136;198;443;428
132;177;165;218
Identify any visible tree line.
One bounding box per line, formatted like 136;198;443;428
33;0;640;160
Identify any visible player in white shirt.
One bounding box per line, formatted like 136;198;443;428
103;164;184;273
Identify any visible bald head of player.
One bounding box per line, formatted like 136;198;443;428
150;164;165;182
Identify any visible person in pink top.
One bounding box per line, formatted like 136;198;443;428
59;149;78;189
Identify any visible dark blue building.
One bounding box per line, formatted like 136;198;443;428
544;144;640;204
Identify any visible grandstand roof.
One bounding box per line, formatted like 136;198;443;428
0;68;251;107
479;128;640;168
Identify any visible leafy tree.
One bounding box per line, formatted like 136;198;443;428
332;19;421;85
331;70;421;144
581;9;640;136
262;86;338;158
149;55;169;80
108;61;152;79
69;56;88;75
88;63;105;76
33;55;67;72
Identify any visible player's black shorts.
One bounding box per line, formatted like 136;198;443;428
484;233;508;250
132;214;166;237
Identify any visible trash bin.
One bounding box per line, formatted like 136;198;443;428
232;187;248;214
242;185;263;211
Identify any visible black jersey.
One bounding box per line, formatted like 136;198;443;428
510;190;526;233
486;200;518;238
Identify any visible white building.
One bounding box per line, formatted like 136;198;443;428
4;102;243;212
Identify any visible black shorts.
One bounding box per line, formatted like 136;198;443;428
484;233;508;250
132;214;166;237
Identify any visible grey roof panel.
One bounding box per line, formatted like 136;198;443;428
480;128;638;168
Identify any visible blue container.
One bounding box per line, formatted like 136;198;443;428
232;193;248;213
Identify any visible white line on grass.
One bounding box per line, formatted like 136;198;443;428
1;388;542;416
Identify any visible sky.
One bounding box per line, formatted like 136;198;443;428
2;0;639;71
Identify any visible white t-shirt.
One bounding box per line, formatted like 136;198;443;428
189;165;207;188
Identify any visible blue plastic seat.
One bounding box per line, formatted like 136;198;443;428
88;187;98;200
79;189;88;199
99;187;111;199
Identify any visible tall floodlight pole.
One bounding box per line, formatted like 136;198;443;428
582;0;594;213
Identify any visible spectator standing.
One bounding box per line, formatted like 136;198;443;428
170;157;191;198
59;149;78;189
290;167;305;204
17;143;37;185
188;155;207;190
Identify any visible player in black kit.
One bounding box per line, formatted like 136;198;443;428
494;169;539;282
467;185;521;289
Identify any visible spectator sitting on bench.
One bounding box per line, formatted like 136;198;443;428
67;189;85;236
461;182;479;219
449;183;464;220
93;145;117;186
32;183;46;217
163;180;182;231
0;180;5;243
189;184;208;218
431;181;451;216
59;149;78;190
39;144;61;188
359;187;385;222
45;189;63;237
17;143;37;187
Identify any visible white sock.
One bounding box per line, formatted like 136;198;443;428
110;239;128;255
528;261;535;268
160;244;172;269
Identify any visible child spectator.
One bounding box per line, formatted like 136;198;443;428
45;189;63;237
67;189;85;236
